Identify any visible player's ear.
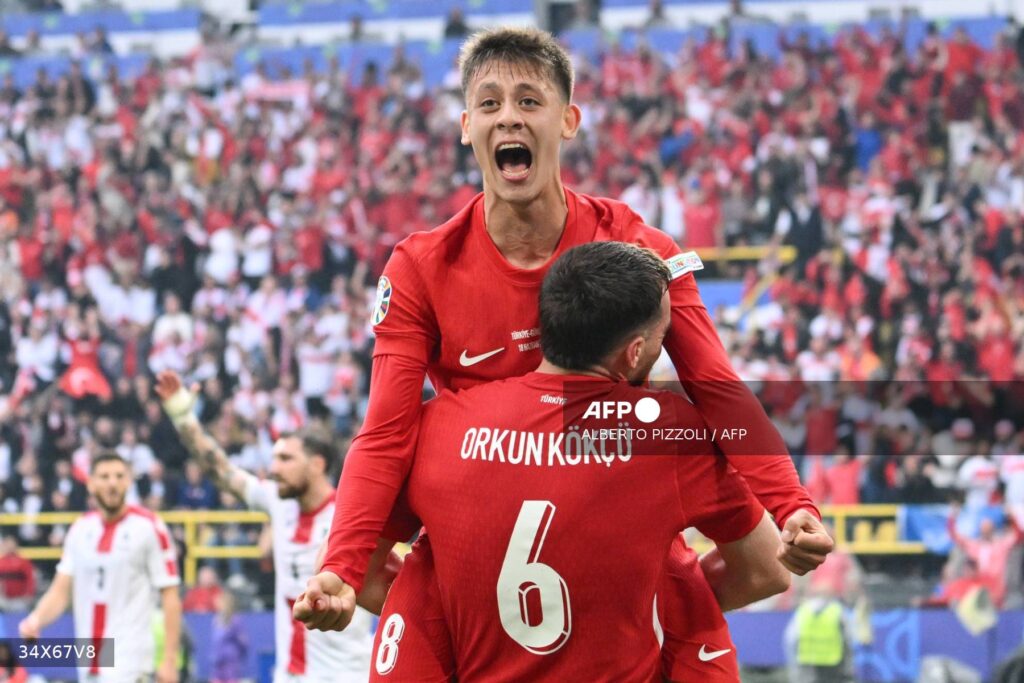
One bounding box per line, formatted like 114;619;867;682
460;110;471;146
561;103;582;141
624;335;645;371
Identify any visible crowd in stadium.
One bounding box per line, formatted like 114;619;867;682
1;4;1024;605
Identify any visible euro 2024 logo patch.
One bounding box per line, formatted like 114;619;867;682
373;276;392;326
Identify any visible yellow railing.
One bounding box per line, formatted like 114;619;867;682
0;510;269;586
0;504;926;586
693;244;797;264
820;504;925;554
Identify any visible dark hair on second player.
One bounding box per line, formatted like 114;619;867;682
279;426;338;475
90;451;130;473
540;242;671;371
459;27;574;103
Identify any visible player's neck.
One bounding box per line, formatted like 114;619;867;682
100;505;129;524
483;183;567;270
297;479;333;514
536;359;620;382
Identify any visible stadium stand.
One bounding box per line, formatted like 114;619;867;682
1;0;1024;679
0;6;202;56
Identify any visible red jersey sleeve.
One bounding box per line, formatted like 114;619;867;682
321;353;425;592
632;217;820;528
371;242;439;361
665;300;820;528
323;242;439;591
666;399;765;543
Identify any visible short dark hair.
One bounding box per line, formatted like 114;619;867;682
540;242;671;371
90;452;130;473
459;27;574;103
279;426;337;475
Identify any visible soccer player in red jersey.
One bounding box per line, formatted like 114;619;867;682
379;242;788;680
296;27;833;681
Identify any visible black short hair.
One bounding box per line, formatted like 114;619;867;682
279;427;337;475
90;452;130;473
540;242;671;371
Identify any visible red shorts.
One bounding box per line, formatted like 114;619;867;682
657;535;739;682
369;534;454;682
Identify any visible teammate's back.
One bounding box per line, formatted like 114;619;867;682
409;373;761;681
402;242;769;681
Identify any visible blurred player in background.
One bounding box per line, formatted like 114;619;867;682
381;241;789;680
18;453;181;683
299;26;831;682
155;371;380;682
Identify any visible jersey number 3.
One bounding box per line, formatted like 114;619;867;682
497;500;572;655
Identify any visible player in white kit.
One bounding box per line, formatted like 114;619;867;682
155;371;374;682
19;453;182;683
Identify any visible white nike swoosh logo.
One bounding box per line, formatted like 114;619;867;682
459;347;504;367
698;645;732;662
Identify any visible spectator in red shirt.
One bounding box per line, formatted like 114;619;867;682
946;27;984;80
682;185;720;248
0;535;35;611
183;565;224;613
809;446;862;505
804;386;840;456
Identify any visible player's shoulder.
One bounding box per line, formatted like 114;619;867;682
391;193;483;268
574;190;678;256
126;504;157;521
250;477;284;508
68;510;101;535
125;505;172;539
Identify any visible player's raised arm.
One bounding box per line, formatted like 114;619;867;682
656;247;832;573
155;370;253;503
18;571;72;639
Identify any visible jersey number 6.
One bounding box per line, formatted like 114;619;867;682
496;500;572;654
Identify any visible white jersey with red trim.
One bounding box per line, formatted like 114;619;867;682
56;506;179;683
245;479;373;682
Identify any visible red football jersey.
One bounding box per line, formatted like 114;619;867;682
324;188;815;590
405;372;763;681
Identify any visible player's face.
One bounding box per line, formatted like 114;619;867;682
87;460;130;515
627;291;671;385
461;61;581;206
269;436;311;499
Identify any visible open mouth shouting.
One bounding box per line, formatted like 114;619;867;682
494;142;533;182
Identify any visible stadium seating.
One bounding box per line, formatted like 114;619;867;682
0;6;1023;681
0;7;201;56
